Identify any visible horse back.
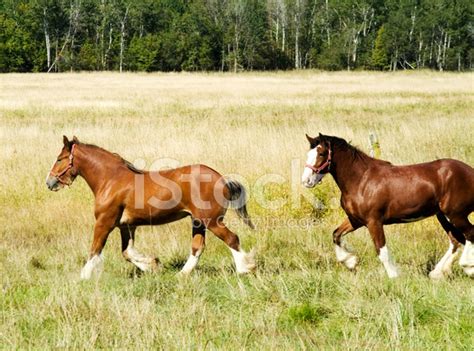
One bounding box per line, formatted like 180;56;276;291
351;158;474;224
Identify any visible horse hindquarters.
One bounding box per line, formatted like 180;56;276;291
179;172;256;275
438;160;474;277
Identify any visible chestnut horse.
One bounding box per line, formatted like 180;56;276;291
302;133;474;279
46;136;256;279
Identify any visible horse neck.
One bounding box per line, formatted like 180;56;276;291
330;147;371;195
74;145;114;196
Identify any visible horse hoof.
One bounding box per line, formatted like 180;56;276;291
233;248;256;274
462;266;474;278
429;270;445;280
344;255;358;270
387;271;399;279
236;261;256;274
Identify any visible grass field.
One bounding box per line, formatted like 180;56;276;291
1;71;473;350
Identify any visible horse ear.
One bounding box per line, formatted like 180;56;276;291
72;135;79;144
63;135;72;151
306;133;315;143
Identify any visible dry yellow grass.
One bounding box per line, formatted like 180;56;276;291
0;71;473;349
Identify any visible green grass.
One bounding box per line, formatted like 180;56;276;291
0;71;473;349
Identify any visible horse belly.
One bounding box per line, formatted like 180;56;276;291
385;193;438;224
119;207;191;226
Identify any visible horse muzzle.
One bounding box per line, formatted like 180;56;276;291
46;176;61;191
302;173;326;188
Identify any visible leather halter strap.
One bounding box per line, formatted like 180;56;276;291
305;143;332;174
53;144;76;185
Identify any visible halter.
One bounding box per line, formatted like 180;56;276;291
52;144;76;185
305;143;332;174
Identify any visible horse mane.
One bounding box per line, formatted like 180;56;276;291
75;141;144;174
318;134;391;165
325;135;367;161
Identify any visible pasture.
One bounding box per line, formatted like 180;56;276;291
1;71;473;349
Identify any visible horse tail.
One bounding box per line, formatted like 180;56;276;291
436;213;466;245
225;179;255;229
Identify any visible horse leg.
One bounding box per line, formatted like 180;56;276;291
180;219;206;274
207;220;255;274
367;220;399;278
448;215;474;277
80;215;115;280
120;226;159;272
429;214;462;279
333;217;361;270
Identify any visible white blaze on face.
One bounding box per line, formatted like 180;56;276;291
301;147;318;185
46;159;57;182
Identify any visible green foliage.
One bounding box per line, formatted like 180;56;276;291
0;12;36;72
77;40;98;70
371;26;389;70
316;41;347;71
0;0;472;72
126;34;159;71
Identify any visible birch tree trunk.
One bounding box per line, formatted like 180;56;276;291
325;0;330;46
119;7;129;73
43;8;51;69
47;1;81;73
294;0;300;69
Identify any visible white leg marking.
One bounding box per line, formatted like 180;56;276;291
180;255;199;274
335;244;358;270
180;249;202;274
125;246;156;272
80;254;103;280
459;241;474;277
378;246;399;278
230;248;256;274
429;242;459;279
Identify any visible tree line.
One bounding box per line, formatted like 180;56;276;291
1;0;472;73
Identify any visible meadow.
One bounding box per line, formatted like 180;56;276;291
0;71;473;350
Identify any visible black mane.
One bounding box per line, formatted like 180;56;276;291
314;134;377;163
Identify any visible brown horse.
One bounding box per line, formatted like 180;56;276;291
302;133;474;279
46;136;256;279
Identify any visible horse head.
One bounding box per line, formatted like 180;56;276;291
46;135;79;191
302;133;332;188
